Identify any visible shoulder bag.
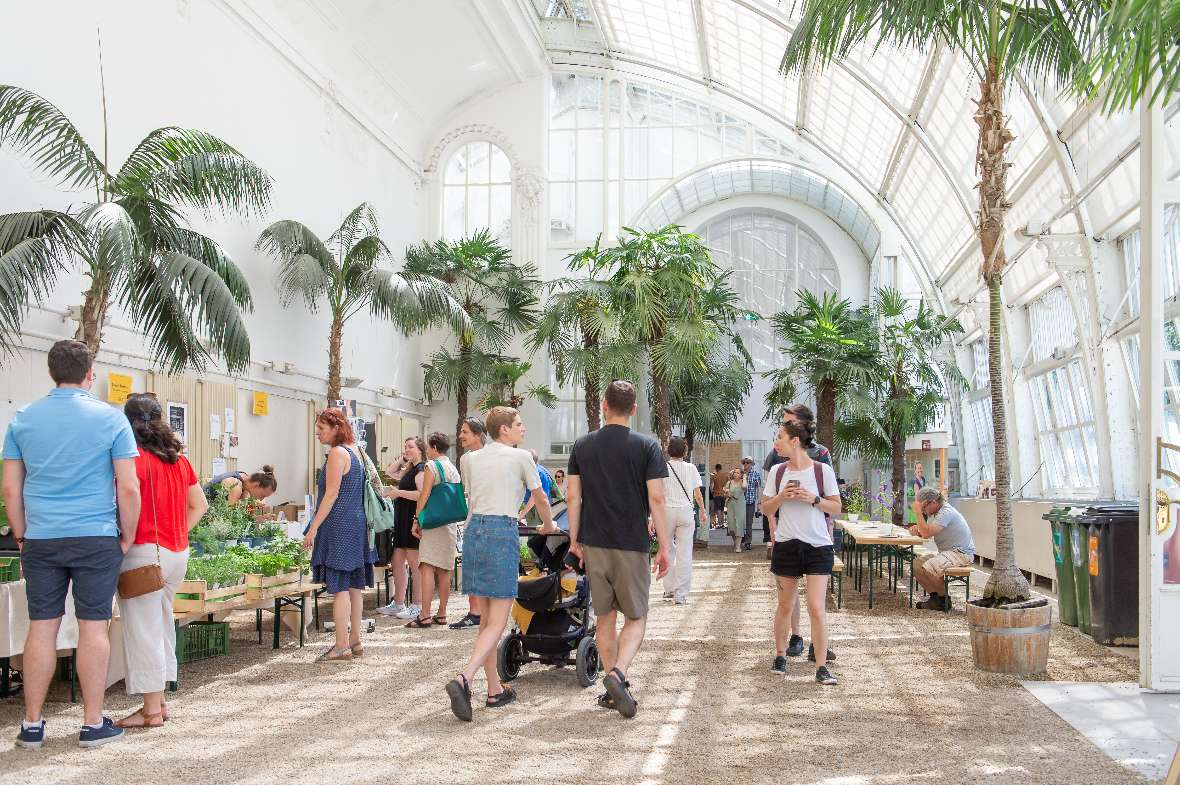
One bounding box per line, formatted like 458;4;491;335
418;458;469;530
667;461;699;519
772;462;832;528
118;464;166;599
360;450;397;534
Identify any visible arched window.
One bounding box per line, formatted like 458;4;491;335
443;141;512;242
697;210;840;372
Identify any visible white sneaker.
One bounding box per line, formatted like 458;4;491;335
395;604;420;619
376;602;405;617
674;597;689;605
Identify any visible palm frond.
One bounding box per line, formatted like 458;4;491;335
0;210;84;351
329;203;380;259
155;226;252;310
115;127;271;216
78;202;139;275
0;85;105;190
256;220;335;309
1075;0;1180;111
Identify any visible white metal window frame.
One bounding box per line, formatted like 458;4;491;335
443;141;512;242
1026;358;1100;496
962;392;995;495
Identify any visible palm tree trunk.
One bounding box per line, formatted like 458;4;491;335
584;377;601;432
455;341;471;459
890;419;906;528
977;58;1030;603
326;311;343;401
685;427;695;459
650;360;672;451
75;276;110;357
816;378;837;454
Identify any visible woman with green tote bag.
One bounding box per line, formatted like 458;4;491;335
406;432;466;627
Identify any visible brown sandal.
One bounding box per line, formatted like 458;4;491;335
431;616;447;625
404;617;433;628
316;646;353;662
115;708;165;729
349;643;364;657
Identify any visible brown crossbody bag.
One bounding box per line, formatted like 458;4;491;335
117;466;166;599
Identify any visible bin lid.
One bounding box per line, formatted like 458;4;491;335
1083;504;1139;523
1042;505;1073;522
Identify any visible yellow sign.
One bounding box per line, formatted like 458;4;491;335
107;373;133;404
251;391;269;416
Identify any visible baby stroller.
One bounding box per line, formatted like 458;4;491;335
496;532;600;687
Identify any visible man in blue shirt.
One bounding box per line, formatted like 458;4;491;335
740;457;763;550
3;340;141;749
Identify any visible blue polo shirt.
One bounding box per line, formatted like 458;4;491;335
2;387;139;539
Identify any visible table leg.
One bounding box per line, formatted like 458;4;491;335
299;595;306;648
908;546;915;607
868;545;875;609
1;656;9;698
273;598;281;649
256;608;262;644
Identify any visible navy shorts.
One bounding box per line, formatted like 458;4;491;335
21;537;123;621
770;538;834;578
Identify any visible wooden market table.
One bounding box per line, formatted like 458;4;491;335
836;518;928;610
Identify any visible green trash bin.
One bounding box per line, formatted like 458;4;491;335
1043;505;1078;627
1067;509;1093;633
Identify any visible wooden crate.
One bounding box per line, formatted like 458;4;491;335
173;579;249;614
245;570;309;600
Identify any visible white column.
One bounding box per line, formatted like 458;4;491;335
1139;88;1180;691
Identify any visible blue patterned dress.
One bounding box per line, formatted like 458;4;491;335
311;447;375;594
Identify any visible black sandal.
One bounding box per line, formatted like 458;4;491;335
446;674;472;721
603;667;638;718
431;615;447;625
404;617;434;628
485;686;517;709
596;692;615;709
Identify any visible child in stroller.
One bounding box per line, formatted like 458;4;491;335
496;531;600;687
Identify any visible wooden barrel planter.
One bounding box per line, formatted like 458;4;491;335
966;600;1052;675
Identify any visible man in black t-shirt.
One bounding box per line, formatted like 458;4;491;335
567;380;669;719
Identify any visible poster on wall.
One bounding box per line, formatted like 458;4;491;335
107;373;132;405
252;391;269;416
224;407;235;433
211;457;227;478
210;414;221;441
167;402;188;444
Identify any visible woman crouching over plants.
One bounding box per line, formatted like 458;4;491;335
115;394;208;728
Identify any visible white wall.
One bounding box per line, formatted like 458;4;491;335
1;1;430;493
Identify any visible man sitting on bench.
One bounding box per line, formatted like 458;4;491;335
909;488;976;610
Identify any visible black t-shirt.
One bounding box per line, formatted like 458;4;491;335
567;424;667;553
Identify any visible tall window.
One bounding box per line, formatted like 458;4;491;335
547;376;584;457
962;338;994;495
697;210;840;371
443;142;512;242
1028;360;1099;494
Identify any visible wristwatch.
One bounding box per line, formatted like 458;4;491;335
811;495;821;506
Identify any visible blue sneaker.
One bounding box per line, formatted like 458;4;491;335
16;719;45;749
78;717;123;748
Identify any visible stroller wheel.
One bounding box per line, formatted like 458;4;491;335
575;636;600;687
497;633;525;683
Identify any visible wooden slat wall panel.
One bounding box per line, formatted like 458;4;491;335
147;373;237;480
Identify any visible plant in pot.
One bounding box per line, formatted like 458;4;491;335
781;0;1087;675
844;483;867;523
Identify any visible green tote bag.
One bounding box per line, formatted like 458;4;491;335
418;459;469;530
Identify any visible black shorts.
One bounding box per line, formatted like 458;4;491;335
21;536;123;621
711;497;726;513
770;538;834;578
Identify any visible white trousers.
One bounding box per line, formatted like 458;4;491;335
663;506;697;600
117;544;189;695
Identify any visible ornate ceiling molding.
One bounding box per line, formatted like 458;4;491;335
423;123;522;174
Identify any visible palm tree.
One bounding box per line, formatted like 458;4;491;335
763;291;877;453
256;203;448;400
580;224;747;450
475;360;559;410
869;289;966;527
1075;1;1180;112
782;1;1089;603
0;85;269;372
528;239;641;433
401;230;539;455
670;351;753;459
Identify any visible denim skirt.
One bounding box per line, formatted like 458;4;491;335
461;514;520;599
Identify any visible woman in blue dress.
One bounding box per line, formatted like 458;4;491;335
303;409;375;662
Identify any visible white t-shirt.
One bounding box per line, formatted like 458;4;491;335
762;461;839;547
664;460;702;509
459;441;541;518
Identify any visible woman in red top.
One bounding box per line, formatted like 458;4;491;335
115;394;208;728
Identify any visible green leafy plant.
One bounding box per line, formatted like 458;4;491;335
0;84;269;369
844;483;868;517
476;360;558;411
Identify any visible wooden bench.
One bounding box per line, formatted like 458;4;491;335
942;565;973;612
831;557;844;610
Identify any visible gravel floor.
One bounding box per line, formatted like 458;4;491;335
0;549;1146;785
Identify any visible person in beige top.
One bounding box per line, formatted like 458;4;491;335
445;406;554;723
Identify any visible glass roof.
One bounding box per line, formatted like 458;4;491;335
632;159;882;260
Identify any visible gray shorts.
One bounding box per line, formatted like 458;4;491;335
21;536;123;621
583;545;651;620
